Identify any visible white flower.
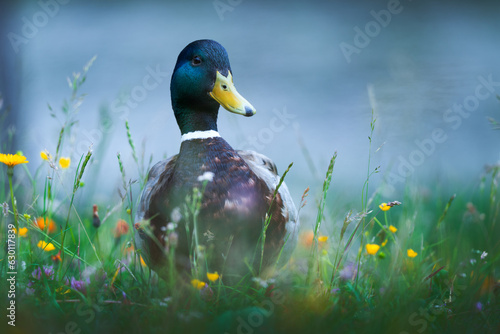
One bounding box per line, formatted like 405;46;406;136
251;277;275;288
470;259;477;265
197;171;215;182
481;251;488;260
167;223;175;231
171;207;182;223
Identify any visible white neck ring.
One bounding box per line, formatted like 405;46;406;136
181;130;221;142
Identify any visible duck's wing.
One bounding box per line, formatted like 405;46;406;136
237;150;300;267
135;155;178;223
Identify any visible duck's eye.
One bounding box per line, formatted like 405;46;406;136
191;56;202;66
221;84;228;90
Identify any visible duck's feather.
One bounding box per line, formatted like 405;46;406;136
237;150;299;267
135;140;298;277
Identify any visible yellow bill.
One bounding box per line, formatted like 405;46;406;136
210;71;256;116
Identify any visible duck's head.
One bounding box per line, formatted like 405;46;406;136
170;39;256;135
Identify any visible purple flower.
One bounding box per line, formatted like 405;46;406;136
31;265;54;280
70;277;90;294
476;302;483;311
339;262;358;281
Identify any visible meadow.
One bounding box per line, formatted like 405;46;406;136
0;59;499;334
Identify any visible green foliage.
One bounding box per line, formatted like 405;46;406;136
0;60;499;334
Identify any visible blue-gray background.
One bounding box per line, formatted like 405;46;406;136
1;0;499;224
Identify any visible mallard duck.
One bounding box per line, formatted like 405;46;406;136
135;40;298;281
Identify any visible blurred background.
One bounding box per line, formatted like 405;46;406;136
1;0;499;224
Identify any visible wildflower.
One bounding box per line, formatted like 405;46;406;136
480;251;488;260
113;219;129;238
40;150;50;161
2;202;8;216
171;207;182;223
407;249;418;258
51;251;62;263
36;217;57;233
56;286;71;295
0;153;29;167
318;236;328;243
32;265;54;280
197;171;215;182
59;157;71;169
70;277;90;294
300;230;314;247
381;239;388;247
252;277;275;288
389;225;398;233
17;227;28;237
191;279;206;290
379;203;391;211
207;272;219;282
37;240;56;252
366;244;380;255
339;262;358;281
166;222;176;231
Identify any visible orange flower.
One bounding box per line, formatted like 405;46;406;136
113;219;129;238
36;217;57;233
300;230;315;247
51;251;62;263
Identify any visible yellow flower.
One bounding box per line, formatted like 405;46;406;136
207;272;220;282
318;236;328;243
59;157;71;169
0;153;29;167
37;240;56;252
381;239;388;247
18;227;28;237
366;243;380;255
407;249;418;258
379;203;391;211
389;225;398;233
191;279;206;290
40;151;50;161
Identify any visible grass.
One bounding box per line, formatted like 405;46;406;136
0;60;499;334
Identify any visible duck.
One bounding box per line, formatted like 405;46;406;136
134;39;299;282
